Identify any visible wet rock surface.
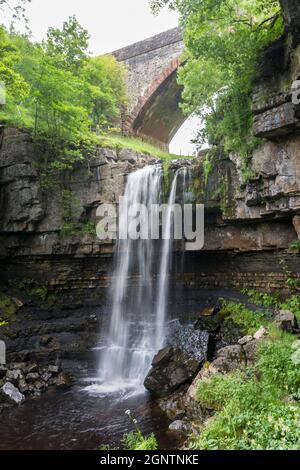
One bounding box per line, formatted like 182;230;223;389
0;304;100;364
166;320;211;362
156;324;273;432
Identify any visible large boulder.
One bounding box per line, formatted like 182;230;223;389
275;310;298;332
167;320;211;362
212;344;245;374
144;346;201;398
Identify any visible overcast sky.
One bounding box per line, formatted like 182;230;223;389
19;0;179;55
4;0;199;154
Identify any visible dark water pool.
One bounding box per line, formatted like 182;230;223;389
0;288;244;450
0;382;178;450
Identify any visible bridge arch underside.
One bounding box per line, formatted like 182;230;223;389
130;70;186;151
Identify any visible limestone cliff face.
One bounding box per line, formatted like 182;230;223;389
0;127;158;260
190;6;300;256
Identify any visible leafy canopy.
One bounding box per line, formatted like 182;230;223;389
45;15;90;72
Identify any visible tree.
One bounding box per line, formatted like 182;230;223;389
0;17;127;169
150;0;283;155
82;55;127;130
45;16;90;72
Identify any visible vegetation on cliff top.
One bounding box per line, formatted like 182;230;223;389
99;133;185;161
151;0;284;158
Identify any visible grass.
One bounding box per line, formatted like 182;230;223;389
219;299;268;335
98;133;193;161
243;290;300;324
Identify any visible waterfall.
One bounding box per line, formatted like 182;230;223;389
89;164;183;395
154;171;180;350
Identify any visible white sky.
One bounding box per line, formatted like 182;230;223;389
3;0;199;154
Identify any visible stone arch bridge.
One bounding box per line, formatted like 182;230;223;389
112;27;185;150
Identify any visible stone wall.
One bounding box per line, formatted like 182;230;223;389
173;251;300;294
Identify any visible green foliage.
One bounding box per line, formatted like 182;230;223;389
45;15;90;72
81;221;96;236
59;189;96;239
60;187;78;237
122;431;158;451
203;153;213;186
197;371;246;411
151;0;283;157
122;410;158;450
240;159;257;185
193;396;300;450
279;258;299;292
0;26;29;107
20;279;48;302
0;293;17;323
289;240;300;252
99;133;186;160
280;295;300;323
256;332;300;395
83;56;127;131
219;299;267;335
0;17;127;169
243;289;300;324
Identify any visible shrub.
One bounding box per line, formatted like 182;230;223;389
219;300;267;335
122;432;158;451
255;332;300;395
242;289;279;309
193;400;300;450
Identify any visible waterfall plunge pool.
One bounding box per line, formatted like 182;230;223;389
0;287;246;450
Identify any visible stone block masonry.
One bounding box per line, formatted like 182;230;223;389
112;28;185;148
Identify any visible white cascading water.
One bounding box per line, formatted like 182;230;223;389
89;165;184;395
154;171;180;351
